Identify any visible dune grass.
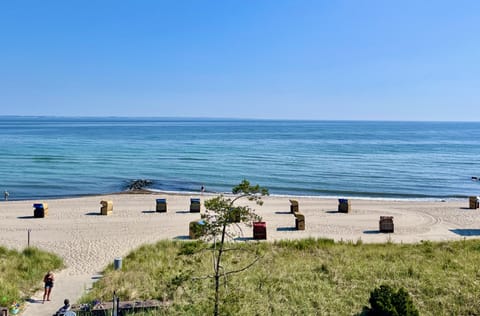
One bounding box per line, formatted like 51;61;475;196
0;246;64;306
80;238;480;315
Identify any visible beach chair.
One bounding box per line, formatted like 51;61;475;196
338;199;351;213
295;213;305;230
289;199;299;213
100;200;113;215
379;216;394;233
253;221;267;240
33;203;48;218
468;196;479;209
156;198;167;212
190;198;201;213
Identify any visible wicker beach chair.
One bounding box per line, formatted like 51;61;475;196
379;216;394;233
190;198;201;213
156;198;167;212
289;199;299;213
295;213;305;230
469;196;479;209
100;200;113;215
33;203;48;218
338;199;350;213
253;222;267;240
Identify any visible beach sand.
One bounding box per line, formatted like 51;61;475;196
1;192;479;316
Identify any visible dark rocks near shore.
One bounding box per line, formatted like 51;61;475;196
126;179;154;191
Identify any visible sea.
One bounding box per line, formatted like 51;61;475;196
0;117;479;201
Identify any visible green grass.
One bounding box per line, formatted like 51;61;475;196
79;238;480;315
0;246;64;306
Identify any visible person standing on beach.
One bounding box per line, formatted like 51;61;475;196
43;271;54;303
4;191;8;201
201;185;205;194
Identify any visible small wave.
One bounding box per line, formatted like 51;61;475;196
32;156;63;163
177;157;208;162
267;193;458;202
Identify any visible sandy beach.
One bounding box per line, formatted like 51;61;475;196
1;192;479;316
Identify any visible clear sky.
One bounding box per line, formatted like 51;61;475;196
1;1;478;120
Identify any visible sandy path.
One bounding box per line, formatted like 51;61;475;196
0;193;478;316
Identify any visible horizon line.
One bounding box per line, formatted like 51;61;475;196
0;115;479;123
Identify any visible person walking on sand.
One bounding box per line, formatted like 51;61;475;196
43;271;54;303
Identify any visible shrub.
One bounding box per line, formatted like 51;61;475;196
177;241;205;256
368;284;419;316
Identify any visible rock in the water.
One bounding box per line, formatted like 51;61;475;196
127;179;153;191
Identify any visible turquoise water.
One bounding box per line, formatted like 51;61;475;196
0;117;479;200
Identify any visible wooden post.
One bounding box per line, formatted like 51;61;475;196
113;291;117;316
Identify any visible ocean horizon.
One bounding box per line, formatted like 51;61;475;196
1;116;479;201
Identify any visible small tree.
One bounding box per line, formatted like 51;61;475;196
201;179;268;316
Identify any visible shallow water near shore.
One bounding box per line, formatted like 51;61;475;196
1;117;479;200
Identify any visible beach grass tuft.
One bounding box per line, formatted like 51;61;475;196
0;246;63;306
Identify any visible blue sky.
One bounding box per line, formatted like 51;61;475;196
1;1;478;120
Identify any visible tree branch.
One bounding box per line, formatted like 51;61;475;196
224;255;264;276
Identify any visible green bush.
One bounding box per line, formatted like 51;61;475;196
177;241;205;256
368;284;419;316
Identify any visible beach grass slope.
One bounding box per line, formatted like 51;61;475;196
0;246;63;306
80;238;480;315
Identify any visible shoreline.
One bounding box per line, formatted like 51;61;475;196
2;188;470;203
